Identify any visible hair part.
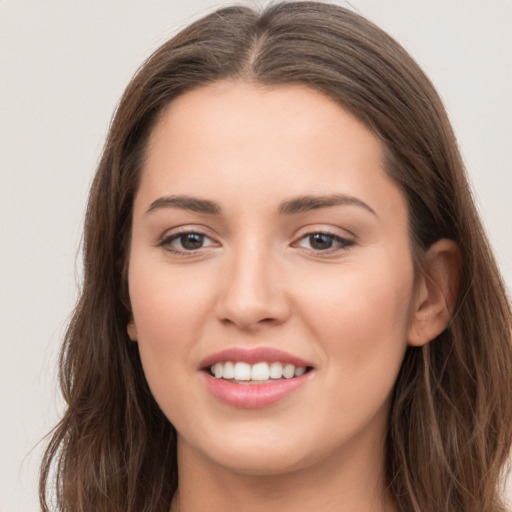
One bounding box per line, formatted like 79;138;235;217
40;3;512;512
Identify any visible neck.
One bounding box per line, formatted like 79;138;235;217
170;429;395;512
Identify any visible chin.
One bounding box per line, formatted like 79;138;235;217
210;446;310;476
179;427;315;476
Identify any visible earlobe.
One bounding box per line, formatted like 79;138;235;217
127;319;138;342
407;239;461;347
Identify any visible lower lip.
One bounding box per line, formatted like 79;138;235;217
202;372;311;408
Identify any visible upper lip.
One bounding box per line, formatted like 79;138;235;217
199;347;312;369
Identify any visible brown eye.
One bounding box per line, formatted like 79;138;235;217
161;231;216;253
309;233;334;250
296;232;354;252
179;233;205;250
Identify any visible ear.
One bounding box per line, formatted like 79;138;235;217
127;318;138;342
407;239;460;347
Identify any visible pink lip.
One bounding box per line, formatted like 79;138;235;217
199;347;311;369
202;372;311;408
199;347;313;409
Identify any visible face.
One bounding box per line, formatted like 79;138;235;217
127;81;417;476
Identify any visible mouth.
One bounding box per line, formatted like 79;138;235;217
204;361;313;384
199;347;314;408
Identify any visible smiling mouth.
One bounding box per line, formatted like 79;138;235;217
205;361;313;384
201;351;314;407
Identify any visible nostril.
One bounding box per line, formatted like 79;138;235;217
215;272;290;329
219;315;282;329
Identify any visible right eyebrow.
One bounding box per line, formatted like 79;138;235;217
145;195;222;215
278;194;377;217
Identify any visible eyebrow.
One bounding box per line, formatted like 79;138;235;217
278;194;377;216
145;193;376;217
146;195;221;215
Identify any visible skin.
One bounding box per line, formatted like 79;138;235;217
127;81;456;512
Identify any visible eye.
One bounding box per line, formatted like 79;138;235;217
160;231;216;253
295;232;354;252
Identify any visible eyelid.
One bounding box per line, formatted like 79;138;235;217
291;227;356;254
157;225;220;254
155;224;355;256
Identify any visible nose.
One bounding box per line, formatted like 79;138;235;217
215;245;290;330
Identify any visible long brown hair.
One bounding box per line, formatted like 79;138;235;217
40;2;512;511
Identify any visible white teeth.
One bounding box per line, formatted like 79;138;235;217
294;366;306;377
214;363;223;378
223;361;235;379
251;362;270;381
283;364;295;379
209;361;309;381
234;362;251;381
269;362;283;379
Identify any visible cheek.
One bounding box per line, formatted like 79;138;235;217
127;262;215;395
294;259;414;400
300;261;412;333
128;269;217;435
129;259;212;337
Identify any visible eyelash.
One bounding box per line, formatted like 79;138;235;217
293;232;355;253
158;231;217;256
158;230;355;255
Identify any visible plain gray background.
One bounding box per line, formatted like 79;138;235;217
1;1;511;510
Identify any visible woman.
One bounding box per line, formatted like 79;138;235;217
39;2;512;511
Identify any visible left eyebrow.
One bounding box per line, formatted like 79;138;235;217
145;195;221;215
278;194;377;216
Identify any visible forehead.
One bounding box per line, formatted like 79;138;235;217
149;81;375;158
137;81;406;223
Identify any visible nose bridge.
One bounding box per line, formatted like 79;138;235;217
216;234;288;328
